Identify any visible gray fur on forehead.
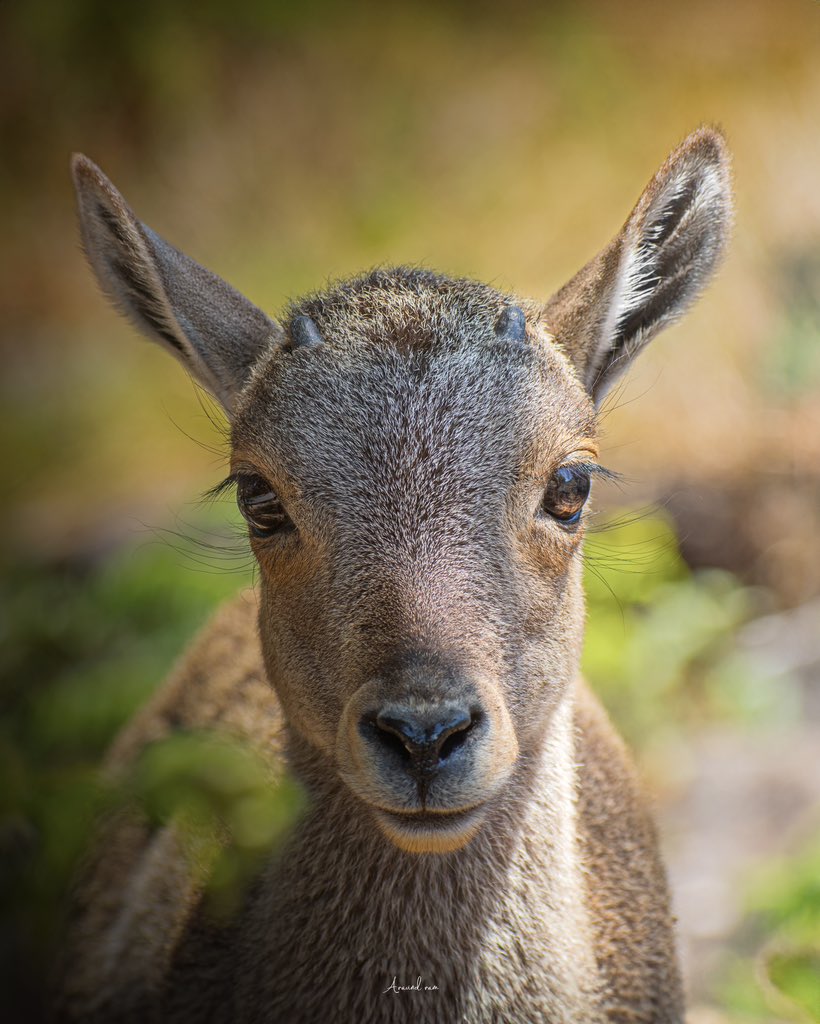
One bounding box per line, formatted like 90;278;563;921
284;266;516;350
238;320;595;508
238;266;594;461
236;265;595;466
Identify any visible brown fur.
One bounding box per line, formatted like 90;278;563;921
55;127;733;1022
56;596;680;1023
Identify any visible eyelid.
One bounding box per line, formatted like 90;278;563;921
245;488;279;506
526;461;617;485
561;461;613;479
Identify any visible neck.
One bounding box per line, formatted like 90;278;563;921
237;687;601;1023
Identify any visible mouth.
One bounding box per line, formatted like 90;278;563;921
373;803;487;854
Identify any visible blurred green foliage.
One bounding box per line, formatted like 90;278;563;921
582;511;789;754
583;510;817;1021
1;501;802;1017
762;249;820;400
2;0;339;181
718;836;820;1021
129;731;304;917
0;507;259;1013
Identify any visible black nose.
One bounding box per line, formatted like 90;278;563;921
366;707;479;779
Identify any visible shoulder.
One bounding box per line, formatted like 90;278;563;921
108;590;284;770
573;679;684;1019
52;593;282;1021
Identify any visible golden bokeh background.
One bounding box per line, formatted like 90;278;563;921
1;2;818;1020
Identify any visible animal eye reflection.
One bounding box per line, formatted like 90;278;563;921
236;474;293;538
539;466;592;526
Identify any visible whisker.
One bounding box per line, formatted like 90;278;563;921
191;380;231;442
596;370;663;424
586;502;665;535
583;560;626;628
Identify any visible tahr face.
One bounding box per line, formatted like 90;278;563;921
230;271;598;852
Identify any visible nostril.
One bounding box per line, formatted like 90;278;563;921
439;720;470;760
439;729;467;760
360;713;413;763
362;707;482;776
379;729;413;763
373;713;427;753
439;709;481;762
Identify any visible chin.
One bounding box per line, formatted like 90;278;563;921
373;805;487;854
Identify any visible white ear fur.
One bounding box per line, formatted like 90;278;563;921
544;127;733;403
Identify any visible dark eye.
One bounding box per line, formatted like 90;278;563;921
236;474;292;538
540;465;591;525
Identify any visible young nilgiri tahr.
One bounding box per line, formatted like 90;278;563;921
56;127;732;1023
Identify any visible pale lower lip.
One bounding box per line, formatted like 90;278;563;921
377;805;483;831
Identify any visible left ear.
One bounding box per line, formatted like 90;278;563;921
543;126;733;403
71;154;282;415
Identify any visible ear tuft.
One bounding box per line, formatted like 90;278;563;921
610;127;732;357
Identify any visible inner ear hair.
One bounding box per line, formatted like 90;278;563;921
544;127;733;404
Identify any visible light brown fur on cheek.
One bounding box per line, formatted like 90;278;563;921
480;465;588;744
255;546;343;754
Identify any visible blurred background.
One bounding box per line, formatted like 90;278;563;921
1;0;818;1020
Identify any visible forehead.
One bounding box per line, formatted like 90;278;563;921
233;270;596;493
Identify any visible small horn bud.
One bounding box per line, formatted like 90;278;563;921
494;305;527;343
289;315;323;350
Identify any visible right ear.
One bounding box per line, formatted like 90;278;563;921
71;154;282;415
542;127;733;404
